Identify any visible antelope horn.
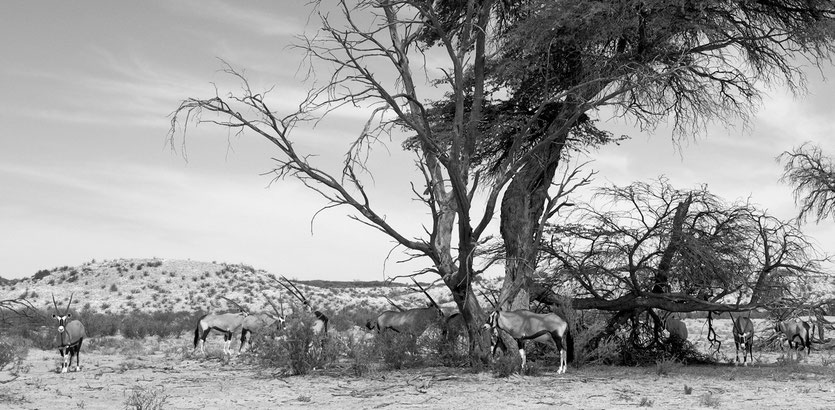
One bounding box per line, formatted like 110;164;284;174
385;296;406;312
280;276;309;304
277;275;308;305
262;292;283;319
268;275;298;301
52;293;59;313
65;292;74;314
479;289;496;309
411;278;441;313
220;296;247;313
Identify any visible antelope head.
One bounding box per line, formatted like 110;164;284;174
52;293;73;333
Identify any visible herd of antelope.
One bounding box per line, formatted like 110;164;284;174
49;276;821;375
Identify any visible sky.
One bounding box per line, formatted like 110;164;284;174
2;1;835;281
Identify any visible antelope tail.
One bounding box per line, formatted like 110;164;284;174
566;327;575;363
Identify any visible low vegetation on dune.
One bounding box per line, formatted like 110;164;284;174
0;258;466;316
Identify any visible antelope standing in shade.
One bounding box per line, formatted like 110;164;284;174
732;315;755;366
52;293;86;373
366;278;445;335
662;316;688;341
483;310;573;374
367;305;445;334
774;319;811;360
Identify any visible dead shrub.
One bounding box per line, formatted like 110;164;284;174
124;386;169;410
0;336;30;377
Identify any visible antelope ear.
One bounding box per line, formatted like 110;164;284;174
66;313;72;318
52;314;58;319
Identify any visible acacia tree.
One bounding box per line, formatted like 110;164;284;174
532;178;828;342
780;143;835;224
170;0;505;363
433;0;835;312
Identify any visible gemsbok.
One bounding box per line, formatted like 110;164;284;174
774;319;811;360
732;315;755;366
275;276;328;335
367;278;445;336
239;294;286;352
662;316;688;341
193;308;248;356
52;293;86;373
366;305;445;335
483;310;573;374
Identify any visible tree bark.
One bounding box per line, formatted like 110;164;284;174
498;138;566;310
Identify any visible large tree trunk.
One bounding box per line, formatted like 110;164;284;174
445;275;491;365
498;138;566;310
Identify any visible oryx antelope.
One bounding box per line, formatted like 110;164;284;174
275;276;328;335
662;316;688;341
52;293;86;373
443;312;466;339
239;294;286;352
774;319;811;360
484;310;573;374
732;315;754;366
366;305;445;335
193;309;248;355
239;314;284;352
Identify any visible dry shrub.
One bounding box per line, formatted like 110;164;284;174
573;320;620;366
124;386;169;410
253;315;336;376
491;354;521;378
0;336;30;377
341;333;377;377
375;330;422;369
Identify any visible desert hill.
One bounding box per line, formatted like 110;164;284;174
0;258;474;316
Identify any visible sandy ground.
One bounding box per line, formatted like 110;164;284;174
1;318;834;409
1;344;834;409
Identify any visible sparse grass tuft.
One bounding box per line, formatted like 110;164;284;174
655;357;681;376
638;397;653;407
683;384;693;395
491;354;520;378
699;392;721;408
